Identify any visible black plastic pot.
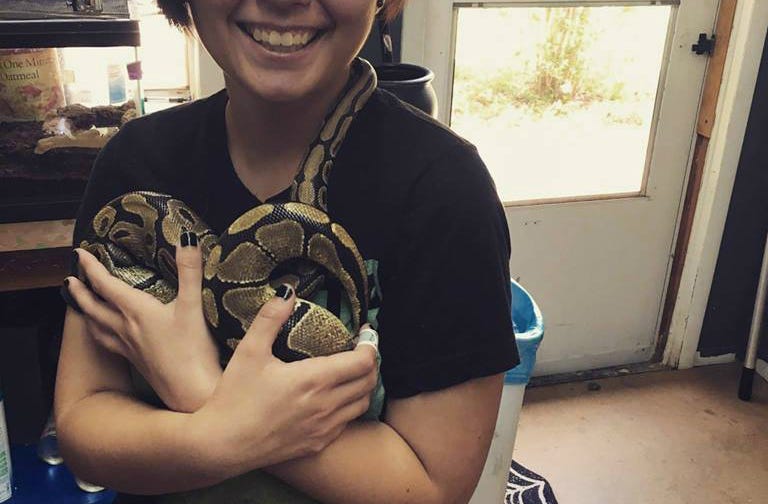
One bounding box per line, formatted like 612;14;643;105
375;63;438;118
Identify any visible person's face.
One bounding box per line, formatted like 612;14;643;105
189;0;378;103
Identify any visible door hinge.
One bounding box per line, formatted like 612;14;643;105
692;33;716;56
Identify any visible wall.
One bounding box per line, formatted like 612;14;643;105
697;31;768;361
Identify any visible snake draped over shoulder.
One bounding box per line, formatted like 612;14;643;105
78;58;378;367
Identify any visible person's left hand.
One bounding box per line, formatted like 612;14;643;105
63;232;222;413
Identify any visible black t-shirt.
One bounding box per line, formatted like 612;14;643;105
72;87;519;400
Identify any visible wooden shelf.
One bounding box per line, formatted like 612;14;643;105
0;248;70;292
0;19;140;48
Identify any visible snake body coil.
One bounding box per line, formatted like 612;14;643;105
80;191;369;363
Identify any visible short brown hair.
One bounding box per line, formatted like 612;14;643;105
157;0;407;29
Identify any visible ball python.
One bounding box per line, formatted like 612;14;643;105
80;193;369;363
77;58;379;369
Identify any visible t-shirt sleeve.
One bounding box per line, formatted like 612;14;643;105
379;143;519;399
71;122;141;251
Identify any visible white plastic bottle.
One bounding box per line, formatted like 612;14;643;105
0;381;12;503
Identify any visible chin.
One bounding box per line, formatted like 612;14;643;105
260;86;314;104
234;71;323;104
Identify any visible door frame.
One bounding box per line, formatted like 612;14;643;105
664;0;768;370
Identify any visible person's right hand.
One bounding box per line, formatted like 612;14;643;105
188;285;379;476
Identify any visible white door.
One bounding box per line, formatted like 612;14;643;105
403;0;718;375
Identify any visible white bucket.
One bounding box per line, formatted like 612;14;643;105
469;383;526;504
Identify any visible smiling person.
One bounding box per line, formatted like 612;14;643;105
54;1;519;503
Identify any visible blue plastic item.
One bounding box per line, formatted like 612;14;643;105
6;445;115;504
505;280;545;385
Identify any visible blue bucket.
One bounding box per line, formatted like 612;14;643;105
505;280;545;385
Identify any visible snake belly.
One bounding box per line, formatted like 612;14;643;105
78;190;369;364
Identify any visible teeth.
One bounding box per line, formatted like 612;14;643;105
250;27;315;50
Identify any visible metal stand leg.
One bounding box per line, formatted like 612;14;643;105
739;233;768;401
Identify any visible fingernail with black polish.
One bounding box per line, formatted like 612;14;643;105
70;250;84;283
189;232;198;247
275;284;294;301
60;279;83;314
180;231;190;247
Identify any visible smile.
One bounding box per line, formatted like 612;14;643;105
237;23;323;54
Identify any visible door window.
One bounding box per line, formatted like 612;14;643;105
449;3;675;203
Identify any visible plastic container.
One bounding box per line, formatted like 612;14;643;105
36;415;106;493
469;280;544;504
37;415;63;467
0;383;12;503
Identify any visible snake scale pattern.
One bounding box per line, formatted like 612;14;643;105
78;59;378;364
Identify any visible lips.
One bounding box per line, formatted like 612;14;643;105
237;23;324;54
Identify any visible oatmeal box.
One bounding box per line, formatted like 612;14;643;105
0;48;65;122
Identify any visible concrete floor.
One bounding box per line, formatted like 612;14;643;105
513;364;768;504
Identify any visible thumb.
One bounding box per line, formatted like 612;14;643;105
232;284;295;360
175;231;203;313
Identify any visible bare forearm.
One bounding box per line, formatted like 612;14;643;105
56;391;222;495
267;421;444;504
266;375;504;504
